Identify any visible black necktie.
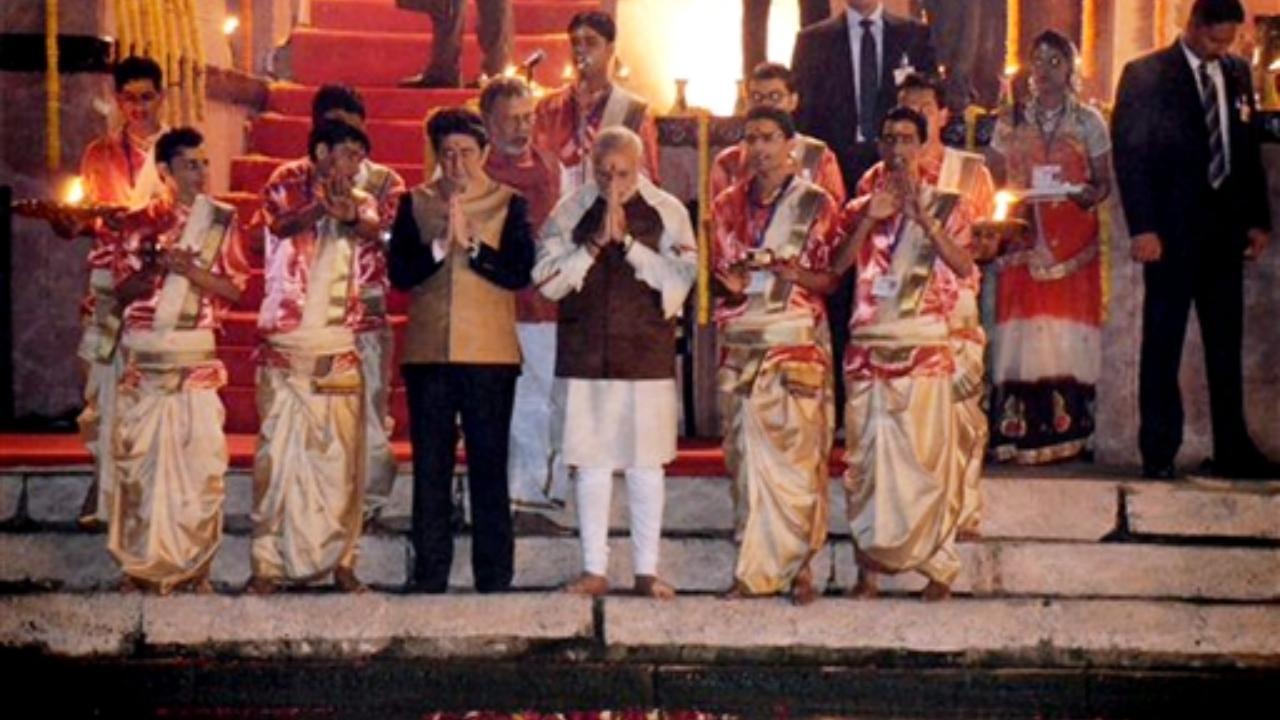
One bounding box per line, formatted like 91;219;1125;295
859;18;878;142
1200;62;1227;189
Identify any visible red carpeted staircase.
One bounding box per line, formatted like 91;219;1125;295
218;0;589;437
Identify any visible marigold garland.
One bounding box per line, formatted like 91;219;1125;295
46;0;61;170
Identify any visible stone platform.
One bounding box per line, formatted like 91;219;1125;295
2;467;1278;717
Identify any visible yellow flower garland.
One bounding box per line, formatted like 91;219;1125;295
1005;0;1020;73
110;0;206;124
46;0;60;170
1081;0;1097;79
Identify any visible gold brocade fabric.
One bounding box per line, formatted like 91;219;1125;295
843;373;965;586
358;327;397;516
251;357;364;582
107;377;226;593
720;344;833;595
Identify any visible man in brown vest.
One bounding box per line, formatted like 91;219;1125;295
534;126;698;599
389;108;535;593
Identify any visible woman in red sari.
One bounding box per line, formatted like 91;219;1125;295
988;30;1112;464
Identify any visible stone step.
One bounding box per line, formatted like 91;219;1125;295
16;472;1280;543
3;593;1276;671
3;532;1278;602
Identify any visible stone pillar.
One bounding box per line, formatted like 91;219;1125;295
1;1;112;419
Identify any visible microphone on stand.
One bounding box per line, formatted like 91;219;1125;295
521;49;546;82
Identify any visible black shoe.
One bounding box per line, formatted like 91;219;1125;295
1207;457;1280;480
1142;462;1176;480
404;579;448;594
398;72;460;89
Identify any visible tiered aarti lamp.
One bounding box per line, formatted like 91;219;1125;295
972;190;1030;262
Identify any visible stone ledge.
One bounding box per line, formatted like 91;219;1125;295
832;541;1280;601
0;474;21;523
0;594;141;656
142;593;594;659
6;533;1277;602
603;596;1280;668
1127;481;1280;540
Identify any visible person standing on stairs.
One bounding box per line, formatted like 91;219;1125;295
711;107;839;606
398;0;513;88
826;107;976;602
709;62;846;207
310;86;408;529
107;127;250;594
890;73;993;540
390;108;534;594
248;120;381;594
533;127;697;599
478;76;571;536
41;57;170;531
533;10;660;197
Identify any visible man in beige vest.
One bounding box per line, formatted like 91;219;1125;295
389;107;535;593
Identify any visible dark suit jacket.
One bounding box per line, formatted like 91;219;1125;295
791;11;938;192
1112;42;1270;261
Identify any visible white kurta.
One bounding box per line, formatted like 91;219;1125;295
533;177;698;470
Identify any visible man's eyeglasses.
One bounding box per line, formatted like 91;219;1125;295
1030;54;1068;69
749;91;789;105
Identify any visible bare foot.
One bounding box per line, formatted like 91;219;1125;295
189;578;215;595
719;582;754;600
563;573;609;597
846;575;879;599
791;566;817;607
921;580;952;602
633;575;676;600
245;576;279;595
334;566;367;594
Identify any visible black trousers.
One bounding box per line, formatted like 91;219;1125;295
742;0;831;78
403;363;517;592
1138;221;1251;468
417;0;513;83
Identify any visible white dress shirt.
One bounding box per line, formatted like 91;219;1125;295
847;4;885;142
1181;39;1232;177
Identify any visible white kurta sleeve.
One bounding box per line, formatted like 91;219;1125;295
624;186;698;318
533;188;598;301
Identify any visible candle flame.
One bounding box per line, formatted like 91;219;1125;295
993;190;1016;221
502;64;517;78
64;177;86;206
1003;63;1019;77
222;16;240;36
562;63;574;81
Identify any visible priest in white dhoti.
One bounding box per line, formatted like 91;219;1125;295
45;57;170;529
831;107;977;602
533;127;697;599
107;128;249;593
248;120;381;593
710;107;840;605
309;85;408;526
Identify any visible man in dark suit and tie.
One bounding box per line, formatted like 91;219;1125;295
790;0;938;420
1112;0;1277;479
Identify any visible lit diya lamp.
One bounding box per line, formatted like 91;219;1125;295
972;190;1030;262
12;176;125;232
